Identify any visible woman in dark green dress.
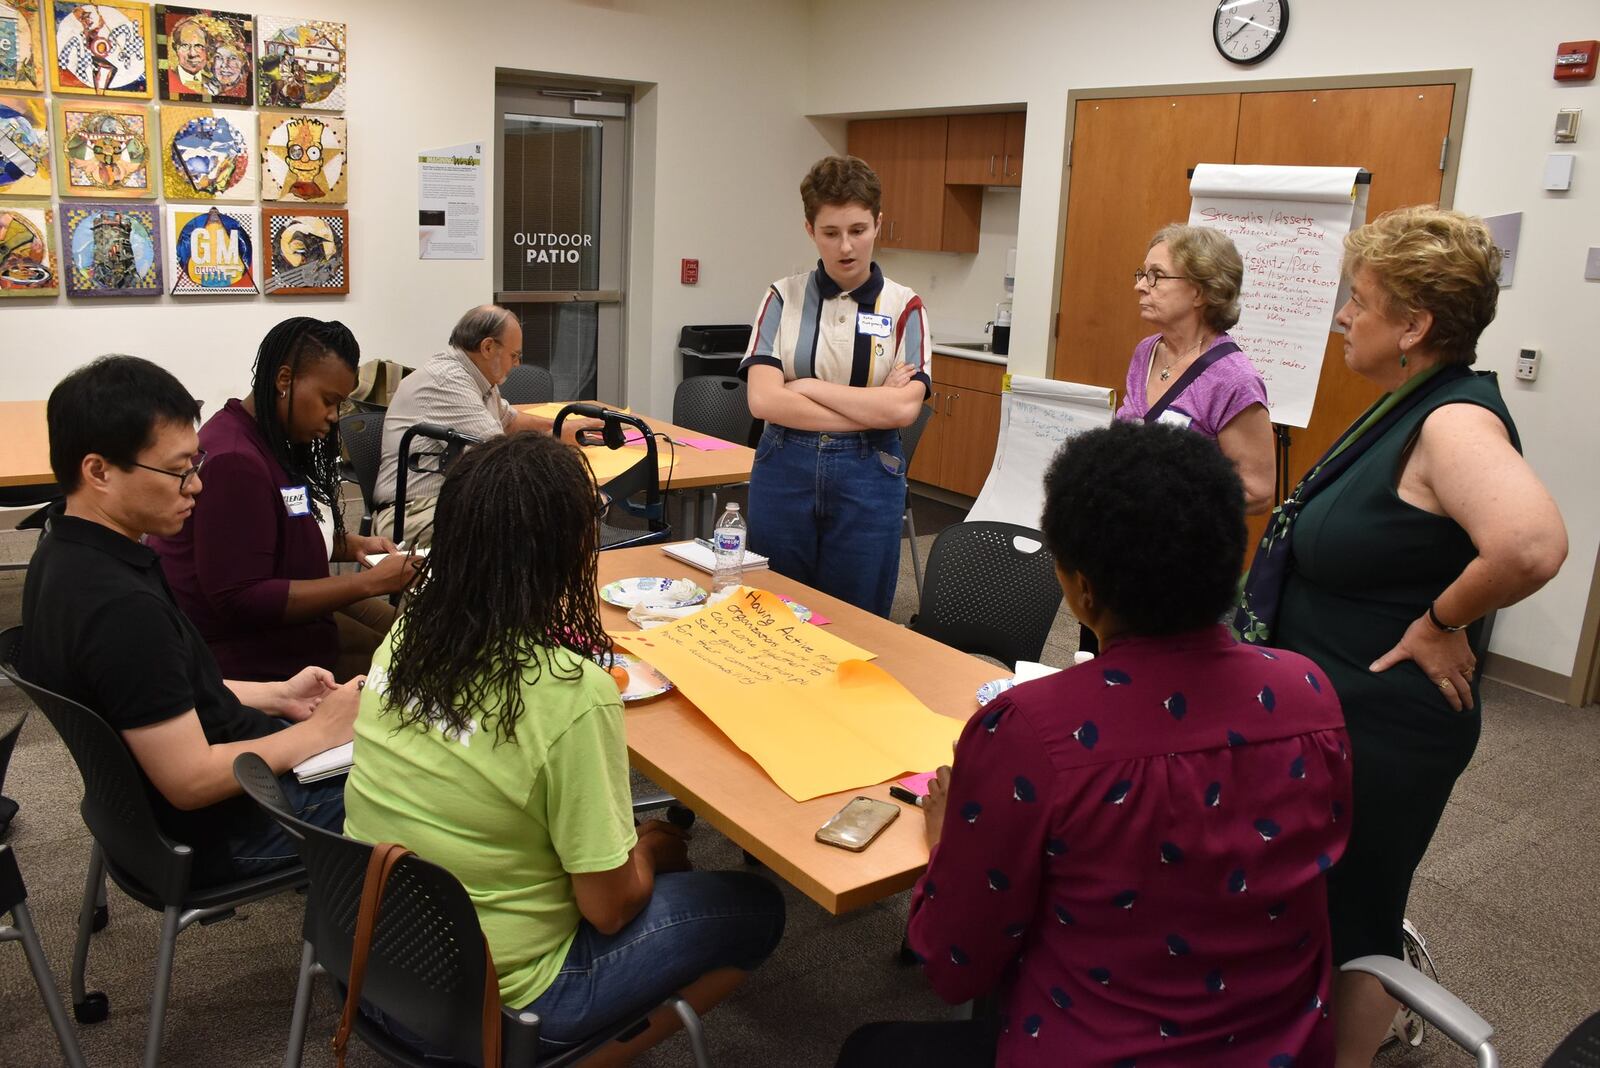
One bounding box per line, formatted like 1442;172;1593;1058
1234;206;1567;1066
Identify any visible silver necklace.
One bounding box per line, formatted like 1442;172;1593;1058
1157;333;1210;382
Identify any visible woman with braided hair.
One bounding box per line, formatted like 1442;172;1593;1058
153;317;419;682
346;431;785;1062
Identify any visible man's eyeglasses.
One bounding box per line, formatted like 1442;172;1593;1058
1132;267;1190;286
133;450;207;492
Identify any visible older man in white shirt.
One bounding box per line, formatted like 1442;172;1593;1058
371;305;567;544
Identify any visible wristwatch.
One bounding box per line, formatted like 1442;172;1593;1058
1427;602;1467;633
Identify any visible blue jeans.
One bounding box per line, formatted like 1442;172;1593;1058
219;772;345;881
373;870;785;1057
528;870;785;1051
747;425;907;617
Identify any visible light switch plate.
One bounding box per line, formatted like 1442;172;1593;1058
1585;247;1600;281
1555;108;1582;142
1544;153;1575;191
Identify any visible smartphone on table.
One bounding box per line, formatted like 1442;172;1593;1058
815;796;900;852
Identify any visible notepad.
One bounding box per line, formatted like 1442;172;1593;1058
294;741;353;784
659;540;769;574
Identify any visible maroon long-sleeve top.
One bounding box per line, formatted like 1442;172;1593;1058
908;626;1352;1067
151;399;336;681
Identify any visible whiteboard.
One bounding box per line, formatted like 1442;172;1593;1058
1188;164;1370;428
967;376;1114;529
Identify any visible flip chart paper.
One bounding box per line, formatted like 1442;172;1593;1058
613;587;964;801
1188;164;1369;428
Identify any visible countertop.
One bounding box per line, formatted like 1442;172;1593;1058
930;338;1008;366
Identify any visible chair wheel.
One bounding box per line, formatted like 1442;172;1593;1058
91;904;108;932
665;806;696;830
74;992;109;1024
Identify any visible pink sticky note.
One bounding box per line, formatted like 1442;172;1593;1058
896;771;937;797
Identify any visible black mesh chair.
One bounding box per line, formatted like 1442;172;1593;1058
0;627;309;1068
898;405;935;598
2;844;89;1068
498;364;557;406
554;405;671;552
671;376;753;537
0;708;22;837
232;754;711;1068
339;410;387;537
910;522;1063;669
0;484;62;574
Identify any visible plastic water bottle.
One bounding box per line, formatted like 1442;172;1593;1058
710;502;746;591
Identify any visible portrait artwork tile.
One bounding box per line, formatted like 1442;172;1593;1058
154;5;253;104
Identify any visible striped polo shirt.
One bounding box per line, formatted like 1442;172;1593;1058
738;261;932;398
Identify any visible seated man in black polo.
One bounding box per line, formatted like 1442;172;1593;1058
19;356;363;887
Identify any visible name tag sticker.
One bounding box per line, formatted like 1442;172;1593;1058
280;485;311;517
856;312;893;338
1155;409;1194;430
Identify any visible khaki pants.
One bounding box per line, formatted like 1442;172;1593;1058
369;495;439;548
333;597;398;682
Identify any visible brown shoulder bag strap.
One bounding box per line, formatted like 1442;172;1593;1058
331;841;412;1068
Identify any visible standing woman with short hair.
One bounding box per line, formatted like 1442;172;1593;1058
1235;207;1567;1064
153;318;418;682
739;156;931;616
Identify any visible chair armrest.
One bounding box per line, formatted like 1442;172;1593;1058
501;1007;541;1065
1342;955;1496;1058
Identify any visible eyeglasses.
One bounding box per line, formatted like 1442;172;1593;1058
133;450;207;492
1132;267;1190;287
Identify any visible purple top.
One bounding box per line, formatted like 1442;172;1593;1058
151;399;336;681
908;626;1351;1068
1116;332;1268;439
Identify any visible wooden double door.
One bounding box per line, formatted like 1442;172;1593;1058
1054;83;1457;508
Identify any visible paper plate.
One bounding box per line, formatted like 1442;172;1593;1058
976;677;1016;706
599;577;707;610
596;652;674;702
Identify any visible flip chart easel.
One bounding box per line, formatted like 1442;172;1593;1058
967;375;1115;528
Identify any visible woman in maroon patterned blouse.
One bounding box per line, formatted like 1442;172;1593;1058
839;422;1352;1068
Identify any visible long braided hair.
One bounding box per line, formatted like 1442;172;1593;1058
380;431;607;745
249;317;359;530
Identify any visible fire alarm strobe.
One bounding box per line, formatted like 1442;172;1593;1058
1555;40;1597;82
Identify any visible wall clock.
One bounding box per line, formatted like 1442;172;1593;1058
1214;0;1289;65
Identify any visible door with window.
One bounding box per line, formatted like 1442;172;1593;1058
494;80;630;401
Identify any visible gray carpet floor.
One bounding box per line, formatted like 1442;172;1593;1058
1;520;1597;1067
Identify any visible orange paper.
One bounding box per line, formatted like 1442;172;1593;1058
613;587;963;801
582;445;674;482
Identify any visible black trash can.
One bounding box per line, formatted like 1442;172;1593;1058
679;324;751;379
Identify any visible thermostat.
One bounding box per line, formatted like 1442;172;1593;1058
1515;348;1540;382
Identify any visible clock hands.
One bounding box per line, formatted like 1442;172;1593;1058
1222;14;1276;45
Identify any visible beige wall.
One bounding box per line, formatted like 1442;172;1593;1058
807;0;1599;679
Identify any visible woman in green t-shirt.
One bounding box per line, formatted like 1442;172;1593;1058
344;431;785;1060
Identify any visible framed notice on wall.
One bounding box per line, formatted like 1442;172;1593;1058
418;141;482;260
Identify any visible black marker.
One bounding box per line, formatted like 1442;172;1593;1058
888;784;924;808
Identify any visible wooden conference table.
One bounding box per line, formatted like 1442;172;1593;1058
0;401;50;489
597;546;997;914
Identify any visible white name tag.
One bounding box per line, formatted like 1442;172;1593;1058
280;485;311;517
1155;409;1194;430
856;311;893;338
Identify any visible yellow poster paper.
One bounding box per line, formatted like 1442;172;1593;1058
613;587;964;801
582;446;673;482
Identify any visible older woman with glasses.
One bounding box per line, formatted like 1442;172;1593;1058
1235;206;1566;1064
1119;223;1275;514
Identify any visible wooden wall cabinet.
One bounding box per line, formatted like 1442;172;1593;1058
847;116;990;253
945;113;1026;187
909;355;1005;498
